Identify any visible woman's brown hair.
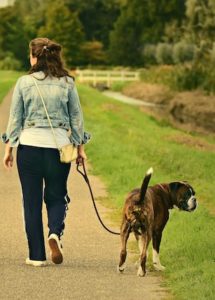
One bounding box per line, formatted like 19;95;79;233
29;38;73;80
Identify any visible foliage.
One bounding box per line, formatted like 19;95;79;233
38;0;85;67
65;0;120;49
108;0;186;66
155;43;173;65
172;41;197;63
142;44;157;65
185;0;215;45
0;54;22;70
173;64;206;90
210;42;215;63
108;3;144;66
171;0;215;92
80;41;107;65
139;66;176;88
0;5;28;68
14;0;45;39
1;0;215;93
0;0;120;68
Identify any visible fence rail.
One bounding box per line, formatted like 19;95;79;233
74;69;140;87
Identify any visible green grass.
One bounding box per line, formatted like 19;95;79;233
0;70;24;104
109;81;131;92
78;84;215;300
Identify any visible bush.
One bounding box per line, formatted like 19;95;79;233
155;43;173;65
202;66;215;94
173;63;215;93
173;64;205;91
210;43;215;63
142;44;157;65
173;42;197;64
0;55;22;70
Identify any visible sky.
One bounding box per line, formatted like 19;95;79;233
0;0;14;8
0;0;7;7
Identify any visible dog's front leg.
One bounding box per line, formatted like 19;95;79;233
117;221;130;273
137;233;149;277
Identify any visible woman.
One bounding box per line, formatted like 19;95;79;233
2;37;90;267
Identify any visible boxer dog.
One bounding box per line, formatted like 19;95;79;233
117;168;197;277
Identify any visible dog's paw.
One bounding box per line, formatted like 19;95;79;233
153;263;166;271
117;263;126;273
137;266;145;277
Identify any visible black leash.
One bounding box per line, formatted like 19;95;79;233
76;161;120;236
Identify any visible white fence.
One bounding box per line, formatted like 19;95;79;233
74;69;140;87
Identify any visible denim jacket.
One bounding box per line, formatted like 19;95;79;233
1;71;91;147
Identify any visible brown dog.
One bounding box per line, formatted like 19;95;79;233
117;168;197;277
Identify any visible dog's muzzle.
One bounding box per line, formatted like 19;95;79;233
179;197;197;212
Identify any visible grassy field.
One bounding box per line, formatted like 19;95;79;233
1;71;214;299
78;84;215;300
0;71;24;104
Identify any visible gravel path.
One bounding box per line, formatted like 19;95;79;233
0;90;168;300
103;90;163;107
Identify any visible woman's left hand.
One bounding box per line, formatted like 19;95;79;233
76;145;87;165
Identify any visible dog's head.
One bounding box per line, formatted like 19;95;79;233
169;181;197;212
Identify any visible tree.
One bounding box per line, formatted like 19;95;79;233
80;41;107;65
38;0;85;67
108;1;145;66
175;0;215;92
0;6;28;68
184;0;215;46
0;0;124;67
14;0;46;40
109;0;186;66
65;0;121;49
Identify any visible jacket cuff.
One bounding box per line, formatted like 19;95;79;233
69;131;91;146
1;133;9;144
1;133;19;147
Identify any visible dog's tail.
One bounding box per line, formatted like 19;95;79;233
139;167;153;204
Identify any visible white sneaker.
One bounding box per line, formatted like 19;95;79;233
26;258;47;267
48;233;63;264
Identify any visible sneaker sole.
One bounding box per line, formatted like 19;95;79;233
48;238;63;264
26;258;47;267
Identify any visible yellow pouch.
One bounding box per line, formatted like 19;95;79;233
59;144;78;163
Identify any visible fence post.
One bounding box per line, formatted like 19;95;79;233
107;71;111;88
121;70;125;82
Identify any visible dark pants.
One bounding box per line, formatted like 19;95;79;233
16;144;71;261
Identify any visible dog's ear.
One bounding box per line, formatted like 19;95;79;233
169;182;183;192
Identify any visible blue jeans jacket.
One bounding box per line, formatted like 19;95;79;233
1;71;91;147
